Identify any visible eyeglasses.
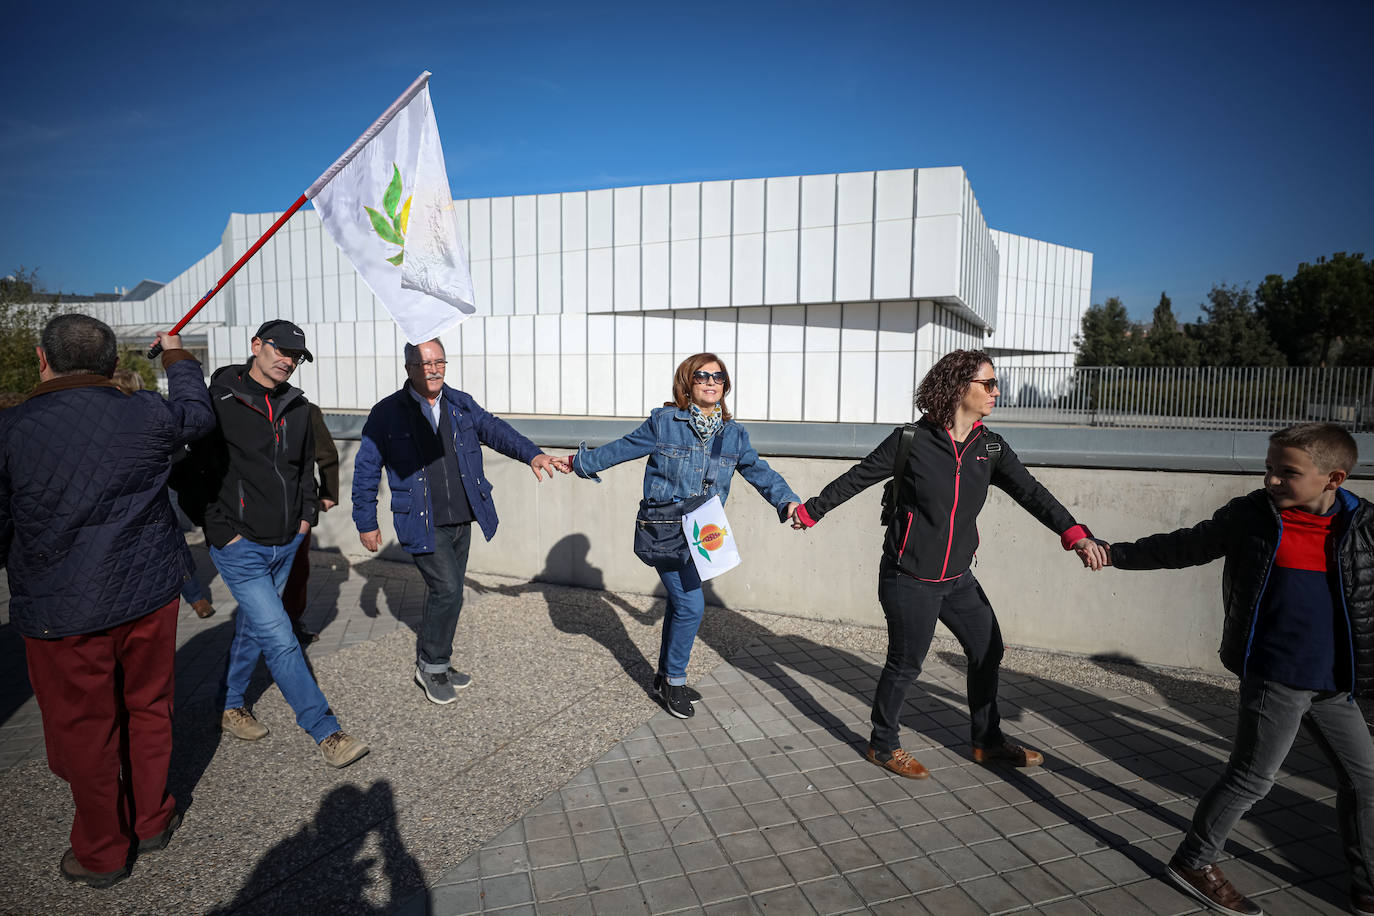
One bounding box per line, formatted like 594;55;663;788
968;377;999;392
692;370;727;384
407;360;448;371
264;340;307;362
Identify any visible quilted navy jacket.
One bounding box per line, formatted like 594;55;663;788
0;353;215;638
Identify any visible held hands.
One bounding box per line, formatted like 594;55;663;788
1072;537;1111;571
320;498;336;512
789;501;808;530
530;454;571;480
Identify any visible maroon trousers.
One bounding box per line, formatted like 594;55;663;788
25;598;179;873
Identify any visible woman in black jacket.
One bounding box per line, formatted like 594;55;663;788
794;349;1107;779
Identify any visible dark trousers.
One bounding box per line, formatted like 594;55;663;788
25;598;179;873
1176;677;1374;893
281;529;312;623
871;558;1006;754
412;523;473;673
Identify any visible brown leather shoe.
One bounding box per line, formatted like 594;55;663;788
1353;889;1374;916
191;599;214;618
1165;857;1262;915
972;741;1044;767
864;746;930;779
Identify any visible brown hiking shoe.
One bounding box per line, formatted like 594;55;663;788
865;746;930;779
221;707;269;741
59;849;129;889
191;599;214;618
1166;856;1263;915
320;731;370;768
972;741;1044;767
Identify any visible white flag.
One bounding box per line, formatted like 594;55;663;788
309;77;474;344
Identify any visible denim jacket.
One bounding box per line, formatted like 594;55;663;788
572;406;799;520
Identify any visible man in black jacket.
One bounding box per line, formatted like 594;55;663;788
203;320;368;769
0;315;214;887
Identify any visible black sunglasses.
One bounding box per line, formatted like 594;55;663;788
968;377;999;392
692;370;727;384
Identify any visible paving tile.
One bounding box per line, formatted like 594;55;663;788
583;855;637;892
799;875;865;913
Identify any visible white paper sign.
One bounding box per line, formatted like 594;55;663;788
682;494;741;581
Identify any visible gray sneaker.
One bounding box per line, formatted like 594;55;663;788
447;667;473;689
415;666;458;704
319;731;370;768
221;707;269;741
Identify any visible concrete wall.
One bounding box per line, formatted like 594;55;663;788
311;440;1374;676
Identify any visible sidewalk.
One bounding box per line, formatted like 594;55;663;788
0;548;1352;915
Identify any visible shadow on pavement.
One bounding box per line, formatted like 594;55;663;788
205;779;426;915
489;536;1345;910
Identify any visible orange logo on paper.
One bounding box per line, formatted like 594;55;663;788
698;524;725;551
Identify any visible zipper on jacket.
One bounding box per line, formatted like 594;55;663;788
940;427;983;579
1241;510;1282;679
237;480;245;521
898;511;914;557
1333;495;1358;701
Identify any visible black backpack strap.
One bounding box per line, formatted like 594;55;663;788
889;422;918;511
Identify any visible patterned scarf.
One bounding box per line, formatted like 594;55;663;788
688;404;723;441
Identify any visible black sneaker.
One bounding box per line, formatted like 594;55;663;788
658;681;694;719
653;673;701;704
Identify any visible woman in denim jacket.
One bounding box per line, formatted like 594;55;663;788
566;353;800;719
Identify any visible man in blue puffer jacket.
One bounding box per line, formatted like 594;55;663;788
353;338;565;704
0;315;214;888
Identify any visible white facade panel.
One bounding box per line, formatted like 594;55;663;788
100;168;1088;424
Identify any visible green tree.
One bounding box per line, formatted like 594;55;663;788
1257;252;1374;366
0;268;57;393
1186;284;1286;367
1074;297;1149;366
117;347;158;390
1144;292;1198;366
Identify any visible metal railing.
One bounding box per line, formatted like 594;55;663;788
992;366;1374;431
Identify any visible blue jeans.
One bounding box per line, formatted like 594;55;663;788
656;562;705;685
411;524;472;673
211;533;339;743
1177;677;1374;894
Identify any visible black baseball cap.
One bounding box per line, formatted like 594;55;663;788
254;319;314;362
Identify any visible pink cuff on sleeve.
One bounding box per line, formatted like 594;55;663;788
797;504;817;528
1060;525;1093;550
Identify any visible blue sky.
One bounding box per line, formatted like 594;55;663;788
4;0;1370;322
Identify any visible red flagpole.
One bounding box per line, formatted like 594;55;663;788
147;194;307;358
147;70;433;359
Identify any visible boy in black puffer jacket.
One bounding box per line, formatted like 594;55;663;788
1109;423;1374;916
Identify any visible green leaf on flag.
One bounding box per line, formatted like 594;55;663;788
697;545;710;561
693;521;700;540
384;165;402;221
386;252;405;266
366;207;404;245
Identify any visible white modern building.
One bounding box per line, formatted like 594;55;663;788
87;167;1092;422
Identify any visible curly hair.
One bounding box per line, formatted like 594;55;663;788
666;353;732;420
915;349;993;429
